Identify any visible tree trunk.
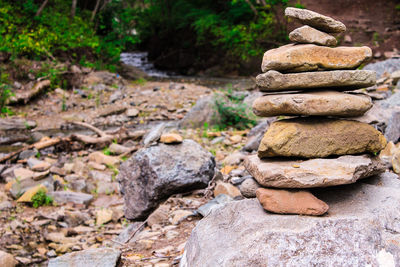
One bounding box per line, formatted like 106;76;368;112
71;0;77;19
91;0;102;22
35;0;49;17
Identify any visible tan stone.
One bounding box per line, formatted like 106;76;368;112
245;154;384;188
252;91;372;117
289;26;337;46
261;44;372;73
285;7;346;33
392;150;400;174
88;151;120;166
96;208;113;225
256;188;329;216
0;250;17;267
147;204;170;227
214;182;241;198
256;70;376;92
160;133;183;144
17;184;47;202
258;118;387;158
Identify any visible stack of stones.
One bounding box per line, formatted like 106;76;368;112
244;8;387;216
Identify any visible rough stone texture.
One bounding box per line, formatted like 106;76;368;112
355;100;400;143
261;44;372;73
256;70;376;92
289;25;337;46
253;91;372;117
245;154;384;188
363;58;400;78
239;177;261;198
256;188;329;215
48;248;121;267
285;7;346;33
0;250;17;267
363;171;400;188
118;139;215;219
181;182;400;267
258;118;387;158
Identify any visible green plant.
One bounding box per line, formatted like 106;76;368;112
213;89;257;130
31;189;53;208
0;72;13;115
103;147;111;156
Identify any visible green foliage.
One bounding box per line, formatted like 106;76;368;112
31;189;53;208
0;71;13;115
103;147;111;156
136;0;289;61
213;89;257;130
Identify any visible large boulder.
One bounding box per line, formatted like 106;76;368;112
181;181;400;266
261;44;372;73
118;139;215;219
258;118;387;158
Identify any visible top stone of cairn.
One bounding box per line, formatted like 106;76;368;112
285;7;346;33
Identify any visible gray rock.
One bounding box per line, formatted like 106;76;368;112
10;176;54;198
109;143;130;154
48;248;121;267
143;122;165;147
363;58;400;78
289;25;337;46
355;100;400;142
0;118;36;131
109;90;123;103
253;91;372;117
179;95;218;128
0;201;13;211
196;194;233;217
118;139;215;219
230;176;246;185
243;119;275;152
19;149;38;160
49;191;93;206
256;70;376;92
113;222;145;244
245;154;384;188
363;171;400;188
285;7;346;33
239;177;260;198
181;183;400;266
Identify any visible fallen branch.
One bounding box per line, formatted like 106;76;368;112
125;220;147;244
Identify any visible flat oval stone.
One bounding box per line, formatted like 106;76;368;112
256;70;376;91
252;91;373;117
258;118;387;158
285;7;346;33
261;44;372;73
289;25;337;46
245;154;384;188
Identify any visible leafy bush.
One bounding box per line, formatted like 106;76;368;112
31;189;53;208
213;89;257;129
0;71;13;115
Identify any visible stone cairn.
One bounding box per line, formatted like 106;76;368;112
244;7;388;216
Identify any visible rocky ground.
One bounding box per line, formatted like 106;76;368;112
1;58;400;266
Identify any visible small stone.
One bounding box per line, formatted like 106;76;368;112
253;91;372;117
88;162;107;171
262;44;372;73
258;118;387;158
126;108;139;117
197;194;233;217
0;250;17;267
88;151;120;166
170;210;193;225
48;248;121;267
256;188;329;215
229;135;242;144
147;204;170;227
285;7;346;33
17;184;46;202
214;182;241;198
344;35;352;43
222;152;245;166
49;191;93;206
239;178;261;198
289;25;337;46
27;158;51;171
109;143;130;155
14;168;34;180
160;133;183;144
96;209;113;225
392;150;400;174
256;70;376;92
